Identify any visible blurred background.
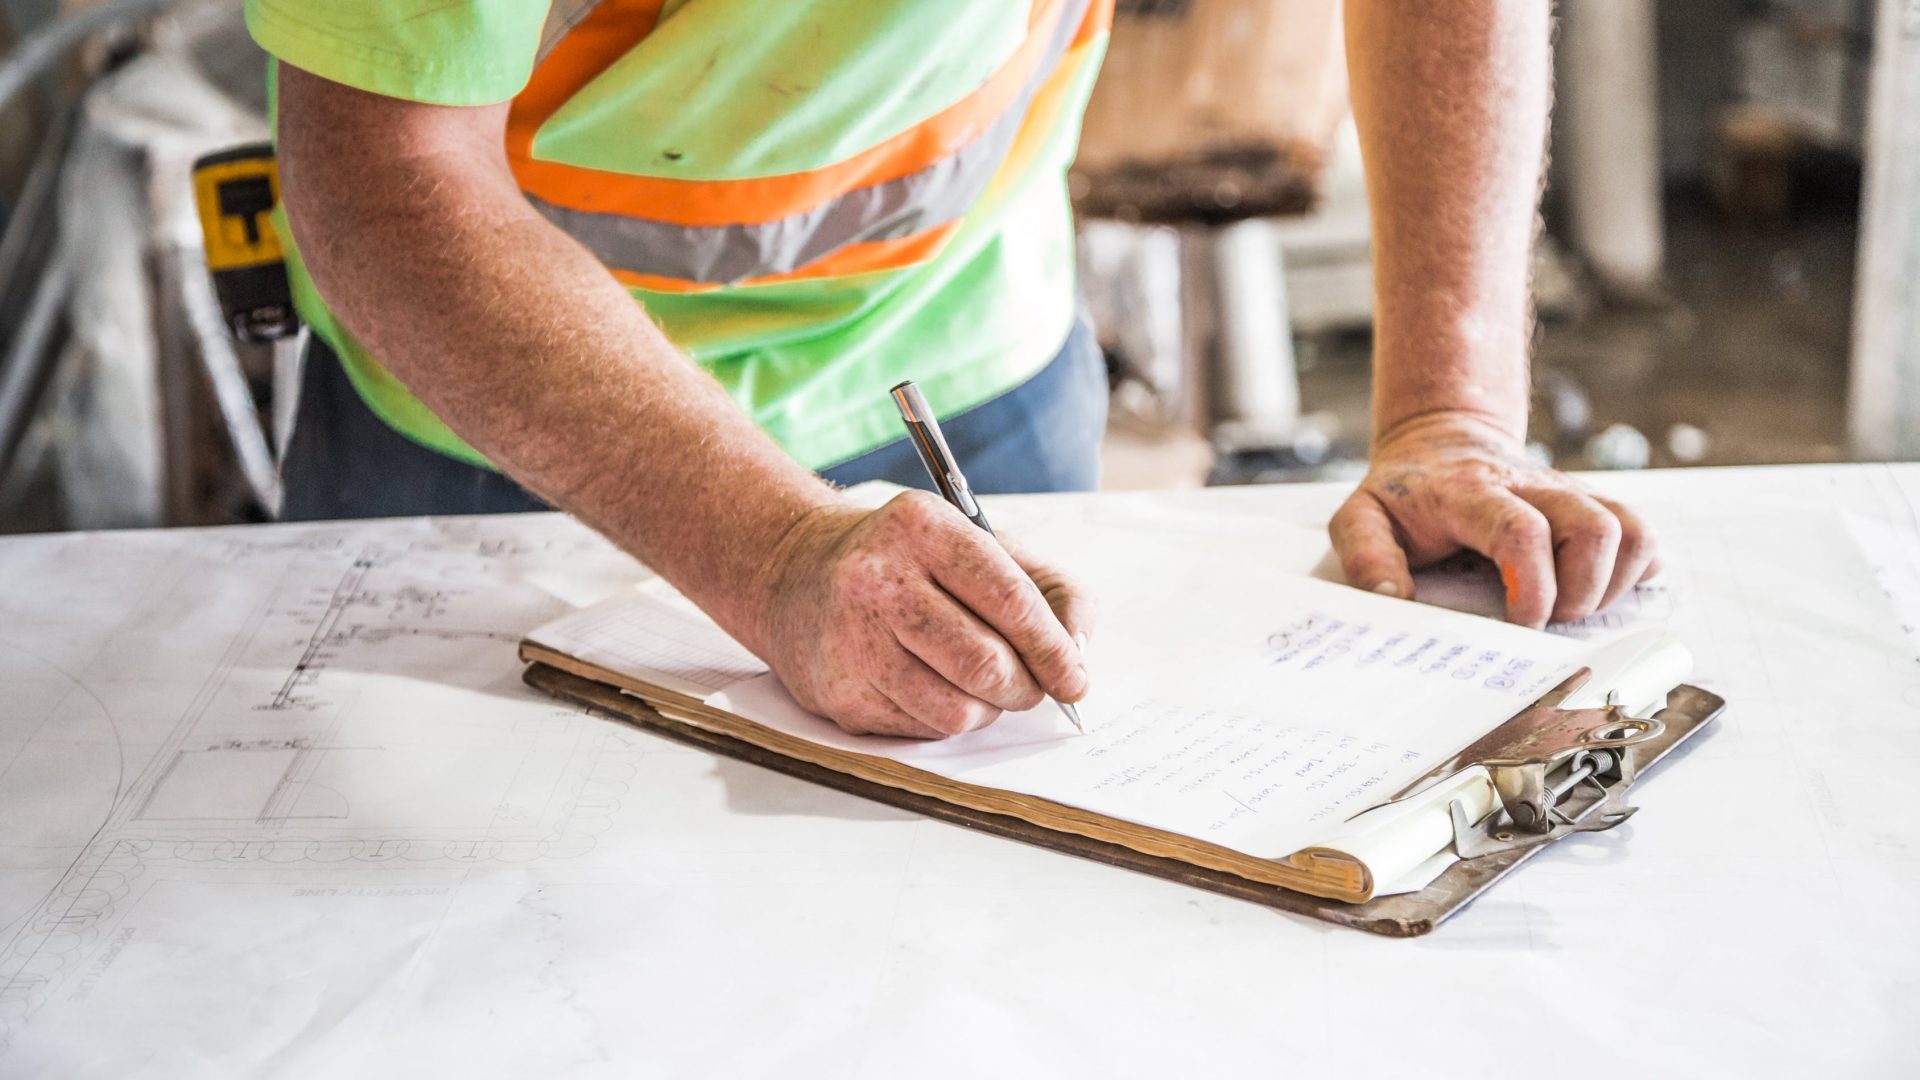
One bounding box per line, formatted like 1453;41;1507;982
0;0;1898;531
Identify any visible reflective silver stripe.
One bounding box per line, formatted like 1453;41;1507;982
535;0;603;68
525;0;1093;285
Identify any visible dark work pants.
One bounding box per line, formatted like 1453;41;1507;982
279;323;1108;521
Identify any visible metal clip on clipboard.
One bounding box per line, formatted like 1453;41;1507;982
1403;668;1671;861
1299;667;1726;936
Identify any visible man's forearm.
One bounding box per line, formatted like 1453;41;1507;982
1345;0;1551;443
277;68;838;654
1331;5;1656;626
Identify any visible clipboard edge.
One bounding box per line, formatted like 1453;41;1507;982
521;661;1725;938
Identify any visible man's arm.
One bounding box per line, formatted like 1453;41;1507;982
275;65;1090;736
1331;0;1658;628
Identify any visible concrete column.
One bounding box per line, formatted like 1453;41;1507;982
1558;0;1665;294
1851;0;1920;461
1209;218;1300;446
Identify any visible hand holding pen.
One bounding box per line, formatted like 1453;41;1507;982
744;421;1093;740
752;487;1094;740
892;381;1090;733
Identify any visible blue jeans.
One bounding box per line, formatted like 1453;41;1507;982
280;322;1107;520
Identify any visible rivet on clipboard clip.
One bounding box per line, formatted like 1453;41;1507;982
1408;668;1668;861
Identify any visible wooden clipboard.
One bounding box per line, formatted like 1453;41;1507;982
523;661;1725;938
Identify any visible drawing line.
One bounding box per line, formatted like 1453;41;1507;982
270;556;375;710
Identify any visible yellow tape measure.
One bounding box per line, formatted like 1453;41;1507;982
191;143;298;341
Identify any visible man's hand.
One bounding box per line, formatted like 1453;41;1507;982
756;491;1093;739
1329;413;1659;628
1334;1;1657;625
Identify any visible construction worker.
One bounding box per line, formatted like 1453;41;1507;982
250;0;1658;738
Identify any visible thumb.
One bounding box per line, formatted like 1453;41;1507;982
1329;490;1416;600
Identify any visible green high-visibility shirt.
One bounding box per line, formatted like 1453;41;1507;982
245;0;1111;470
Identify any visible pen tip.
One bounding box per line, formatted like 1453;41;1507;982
1060;701;1087;734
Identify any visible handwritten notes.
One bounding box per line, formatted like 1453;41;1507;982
1080;700;1415;835
1267;611;1548;692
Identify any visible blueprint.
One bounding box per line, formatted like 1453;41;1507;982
2;468;1918;1077
0;516;647;1073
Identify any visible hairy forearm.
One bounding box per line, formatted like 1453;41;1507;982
1345;0;1551;443
276;70;838;652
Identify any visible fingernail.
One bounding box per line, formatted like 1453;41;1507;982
1372;581;1400;598
1074;631;1090;652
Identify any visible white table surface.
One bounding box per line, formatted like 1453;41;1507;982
1;464;1915;1078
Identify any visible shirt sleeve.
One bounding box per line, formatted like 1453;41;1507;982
245;0;552;107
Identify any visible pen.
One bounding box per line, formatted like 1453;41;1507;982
890;380;1088;734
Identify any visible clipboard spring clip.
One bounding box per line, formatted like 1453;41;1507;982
1441;670;1668;860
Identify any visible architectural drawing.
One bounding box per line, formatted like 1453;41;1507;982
0;516;643;1055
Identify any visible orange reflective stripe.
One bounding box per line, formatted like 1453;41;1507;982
506;0;665;164
609;220;964;294
981;38;1101;208
1074;0;1114;47
510;0;1078;226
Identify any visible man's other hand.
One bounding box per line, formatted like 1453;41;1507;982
758;491;1093;739
1329;413;1660;628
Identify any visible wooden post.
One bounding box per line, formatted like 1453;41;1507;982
1852;0;1920;461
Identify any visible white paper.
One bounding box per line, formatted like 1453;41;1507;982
531;579;767;698
680;519;1607;858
